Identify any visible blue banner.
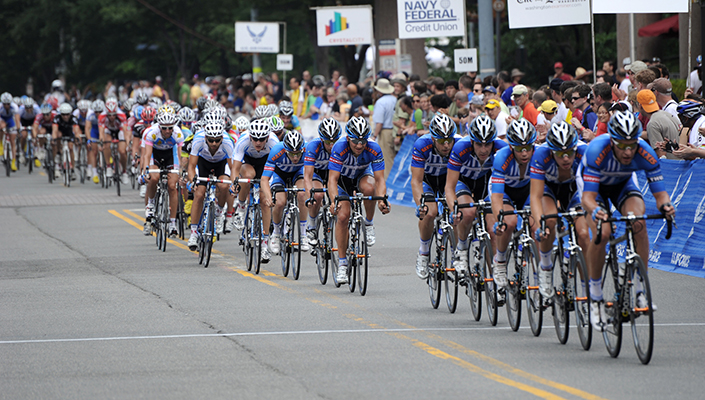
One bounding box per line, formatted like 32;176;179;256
386;134;418;207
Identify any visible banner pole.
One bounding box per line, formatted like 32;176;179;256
590;0;597;83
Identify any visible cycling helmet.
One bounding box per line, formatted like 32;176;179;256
12;97;20;105
546;121;578;151
248;119;271;140
22;97;35;108
170;102;182;113
150;97;163;107
136;92;149;105
469;115;497;144
345;116;371;140
223;113;233;130
676;100;703;120
90;100;104;113
235;116;250;132
156;112;178;127
132;105;144;120
105;98;119;114
204;99;219;111
506;119;537;147
202;111;223;128
51;79;63;91
76;99;90;112
196;97;208;111
429;113;457;139
141;106;156;122
0;92;12;104
283;130;305;152
318;118;342;141
40;103;53;114
157;104;176;115
278;101;294;117
253;105;269;120
267;104;279;117
608;111;641;141
178;107;195;123
122;98;135;113
204;122;224;138
269;116;284;132
58;103;73;115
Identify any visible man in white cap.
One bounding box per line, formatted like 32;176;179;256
371;78;397;178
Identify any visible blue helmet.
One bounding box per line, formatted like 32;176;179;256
506;119;537;147
469;115;497;144
345;116;371;140
676;100;703;120
546;121;578;151
608;111;641;141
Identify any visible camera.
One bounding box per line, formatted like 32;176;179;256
663;140;679;153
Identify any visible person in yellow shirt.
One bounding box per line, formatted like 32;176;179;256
152;76;169;101
190;75;203;106
289;77;305;117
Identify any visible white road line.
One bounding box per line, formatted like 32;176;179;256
2;323;703;345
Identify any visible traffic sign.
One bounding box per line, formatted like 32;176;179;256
277;54;293;71
454;48;478;73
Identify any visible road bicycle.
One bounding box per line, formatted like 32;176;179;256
39;134;54;183
596;212;673;365
58;137;73;187
455;200;496;324
2;128;16;177
418;194;458;313
108;138;122;196
194;173;232;268
21;126;34;174
237;178;263;274
307;188;335;285
76;137;88;184
540;209;591;349
147;164;180;252
334;193;388;296
273;186;305;280
497;207;542;334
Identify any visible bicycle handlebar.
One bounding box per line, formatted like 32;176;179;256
335;194;389;207
236;178;260;184
196;177;232;184
147;168;180;174
540;209;586;233
594;213;672;245
307;188;329;207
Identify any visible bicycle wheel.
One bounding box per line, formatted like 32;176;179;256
330;218;341;288
467;238;483;321
160;191;169;252
572;249;592;351
253;205;262;275
357;221;368;296
291;209;302;281
316;212;329;285
629;254;654;364
525;240;543;337
443;229;458;313
505;242;522;332
177;189;186;240
552;250;569;344
113;153;121;196
281;210;291;277
3;139;10;177
45;146;53;184
601;256;623;358
62;147;70;187
347;223;357;293
154;191;163;250
427;230;441;309
483;238;498;326
78;145;86;184
27;142;33;174
244;205;254;272
203;202;215;268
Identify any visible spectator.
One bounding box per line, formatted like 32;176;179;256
625;60;648;88
347;83;363;120
178;77;190;107
570;85;595;140
334;92;350;122
271;73;283;102
592;82;612;110
637;90;682;159
302;70;311;82
603;60;616;84
391;77;410;147
634;69;656;92
553;62;573;81
687;56;702;95
319;87;336;119
616;68;630;94
485;99;509;139
482;85;509;115
531;90;547;112
371;78;398;179
190;75;203;106
429;77;445;95
648;78;678;118
594;103;611;136
445;80;459;114
511;84;538;126
458;75;474;101
468;94;484;121
303;83;324;120
497;71;513;105
595;70;606;83
536;100;558;141
152;76;169;101
411;80;427;95
511;68;525;85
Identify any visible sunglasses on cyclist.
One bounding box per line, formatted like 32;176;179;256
161;125;174;131
206;137;222;144
553;148;575;158
512;144;533;152
435;137;454;146
611;139;638;151
251;137;267;143
323;139;336;146
286;150;303;158
349;137;367;145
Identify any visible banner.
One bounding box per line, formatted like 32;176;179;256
508;0;590;29
593;0;688;14
386;134;418;207
316;6;373;46
397;0;466;39
235;22;279;53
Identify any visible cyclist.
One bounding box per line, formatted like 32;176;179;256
231;119;280;262
186;122;235;250
328;116;390;284
33;103;55;165
19;97;41;167
252;105;269;121
530;121;589;298
261;130;309;254
490;119;539;293
0;92;21;171
268;115;286;141
98;98;129;185
581;111;675;331
444;115;507;276
675;100;705;148
84;100;104;183
140;112;184;236
278;101;302;132
51;103;82;179
303;118;341;246
411;113;462;279
234;116;250;136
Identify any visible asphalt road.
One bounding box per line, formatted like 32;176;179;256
1;170;703;399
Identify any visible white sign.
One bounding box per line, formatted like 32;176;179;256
593;0;688;14
235;22;279;53
399;54;413;75
397;0;466;39
315;6;373;46
454;48;477;73
276;54;293;71
508;0;590;29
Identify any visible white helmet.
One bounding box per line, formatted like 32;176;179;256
248;119;271;140
0;92;12;104
58;103;73;115
156;112;178;127
204;122;224;138
253;105;269;120
235;116;250;132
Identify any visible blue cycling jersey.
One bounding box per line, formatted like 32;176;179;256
304;138;330;171
491;146;533;195
263;142;306;178
410;133;461;176
19;104;40;121
329;137;384;180
530;142;587;183
448;137;507;180
582;134;665;193
0;103;19;127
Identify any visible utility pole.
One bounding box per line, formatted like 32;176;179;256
478;0;496;76
251;8;262;79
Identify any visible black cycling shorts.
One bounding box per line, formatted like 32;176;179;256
197;158;227;186
243;154;268;179
152;148;175;169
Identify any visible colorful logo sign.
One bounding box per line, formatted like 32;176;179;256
325;12;349;36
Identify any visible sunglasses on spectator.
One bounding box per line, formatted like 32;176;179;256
611;139;638;151
349;137;367;145
571;96;582;102
512;144;533;152
553;148;575;158
206;137;222;144
474;89;482;93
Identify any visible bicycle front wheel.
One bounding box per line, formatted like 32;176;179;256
244;205;254;272
291;210;302;281
329;217;341;288
427;231;441;309
356;221;368;296
160;191;169;252
79;145;87;184
552;250;569;344
253;206;262;275
113;155;121;196
505;243;522;332
347;224;357;293
601;256;622;358
203;202;215;268
281;211;292;277
3;141;10;177
315;212;329;285
525;240;543;337
572;249;592;351
629;254;654;364
467;238;484;321
483;238;498;326
443;229;458;313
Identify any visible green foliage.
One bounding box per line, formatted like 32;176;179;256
671;78;686;100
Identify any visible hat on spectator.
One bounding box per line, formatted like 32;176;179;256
485;99;501;110
637;90;659;113
554;62;564;69
511;68;525;78
470;94;484;106
574;67;592;80
242;73;253;81
482;86;497;94
647;78;672;95
625;60;648;74
374;78;394;94
622;57;631;67
549;78;564;92
538;100;558;113
512;84;528;96
390;73;407;87
155;76;162;82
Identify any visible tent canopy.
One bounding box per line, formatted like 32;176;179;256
638;15;679;37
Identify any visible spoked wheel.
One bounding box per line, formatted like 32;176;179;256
347;223;358;293
467;239;484;321
3;142;10;177
290;210;302;281
160;194;169;252
113;157;121;196
601;258;623;358
98;153;105;188
46;148;54;184
27;146;34;175
484;239;498;326
505;243;523;332
330;218;341;288
629;255;654;364
78;145;87;184
252;207;262;275
356;222;368;296
154;192;163;250
177;191;186;240
62;148;71;187
281;211;292;278
573;250;592;351
244;206;254;272
202;203;215;268
316;212;329;285
525;240;543;337
427;231;441;309
552;251;569;344
443;230;458;313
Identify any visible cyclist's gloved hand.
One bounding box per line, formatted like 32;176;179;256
138;174;147;185
591;207;607;222
493;222;502;235
534;228;544;242
415;205;422;219
186;181;194;192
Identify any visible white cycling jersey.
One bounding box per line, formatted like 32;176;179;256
232;132;279;162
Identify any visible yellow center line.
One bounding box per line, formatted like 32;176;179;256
109;210;194;253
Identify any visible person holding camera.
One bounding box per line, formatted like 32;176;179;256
636;90;682;159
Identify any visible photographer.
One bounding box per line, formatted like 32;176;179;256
636;90;682;159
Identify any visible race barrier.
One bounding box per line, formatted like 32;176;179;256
387;138;705;278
